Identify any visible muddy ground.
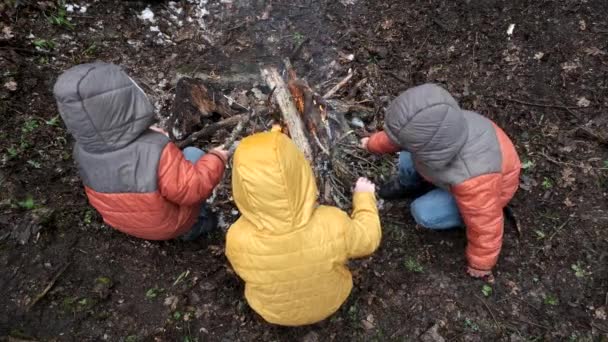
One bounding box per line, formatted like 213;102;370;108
1;0;607;341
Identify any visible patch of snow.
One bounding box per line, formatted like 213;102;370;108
138;8;156;23
66;4;75;12
150;26;160;32
507;23;515;36
187;0;210;29
80;6;87;13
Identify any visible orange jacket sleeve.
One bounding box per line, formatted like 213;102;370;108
367;131;401;154
451;173;504;271
157;143;226;206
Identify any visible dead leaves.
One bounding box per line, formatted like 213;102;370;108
559;167;575;188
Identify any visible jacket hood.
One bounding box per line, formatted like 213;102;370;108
384;83;468;169
53;62;155;153
232;132;318;234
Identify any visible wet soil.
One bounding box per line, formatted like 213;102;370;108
1;0;607;341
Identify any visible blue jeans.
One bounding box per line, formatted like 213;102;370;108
180;147;213;241
398;152;464;230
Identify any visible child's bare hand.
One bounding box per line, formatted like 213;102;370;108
359;137;370;151
467;267;495;283
354;177;375;193
210;147;230;162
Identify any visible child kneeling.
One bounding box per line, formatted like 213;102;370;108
225;131;382;326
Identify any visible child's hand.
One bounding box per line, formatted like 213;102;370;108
467;267;495;283
359;137;370;151
210;147;230;163
354;177;375;193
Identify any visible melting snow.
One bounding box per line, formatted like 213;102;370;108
138;8;156;23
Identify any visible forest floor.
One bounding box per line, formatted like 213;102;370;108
1;0;607;341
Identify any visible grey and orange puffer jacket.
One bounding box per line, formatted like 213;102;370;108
53;62;226;240
367;84;521;271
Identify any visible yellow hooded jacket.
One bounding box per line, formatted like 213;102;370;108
225;132;382;326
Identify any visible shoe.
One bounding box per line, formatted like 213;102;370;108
378;177;433;200
378;177;409;200
179;210;218;241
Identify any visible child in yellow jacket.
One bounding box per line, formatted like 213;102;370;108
225;131;382;326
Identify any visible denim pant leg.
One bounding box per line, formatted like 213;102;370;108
398;151;423;188
410;188;464;230
179;146;211;241
183;146;205;163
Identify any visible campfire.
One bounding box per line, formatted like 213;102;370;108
168;60;395;208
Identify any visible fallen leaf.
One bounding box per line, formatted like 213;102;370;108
579;20;586;31
505;280;521;296
1;26;14;40
534;52;544;60
595;307;607;320
563;197;575;207
561;61;579;72
577;97;591;108
584;47;606;56
164;295;179;311
560;167;575;188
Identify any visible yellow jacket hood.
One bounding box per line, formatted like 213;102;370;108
232;131;318;234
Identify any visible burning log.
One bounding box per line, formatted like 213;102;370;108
260;66;314;161
261;64;392;208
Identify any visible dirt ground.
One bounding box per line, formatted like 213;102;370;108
1;0;607;341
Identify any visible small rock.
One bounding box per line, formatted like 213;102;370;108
4;81;17;92
576;97;590;108
301;331;319;342
420;323;445;342
361;314;375;330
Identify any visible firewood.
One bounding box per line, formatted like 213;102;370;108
260;66;314;161
323;71;353;99
177;115;244;149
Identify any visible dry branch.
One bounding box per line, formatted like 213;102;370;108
177;115;244;149
28;262;71;311
223;110;254;150
323;71;353;99
260;66;313;161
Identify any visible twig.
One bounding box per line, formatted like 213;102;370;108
515;318;550;330
538;152;608;170
177;115;244;148
591;322;608;333
347;77;368;100
495;96;581;120
312;132;330;156
28;262;71;310
383;70;408;84
432;18;449;32
573;126;608;146
0;46;54;56
222;94;249;111
475;295;501;330
223;110;253;150
323;71;354;99
549;217;571;241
